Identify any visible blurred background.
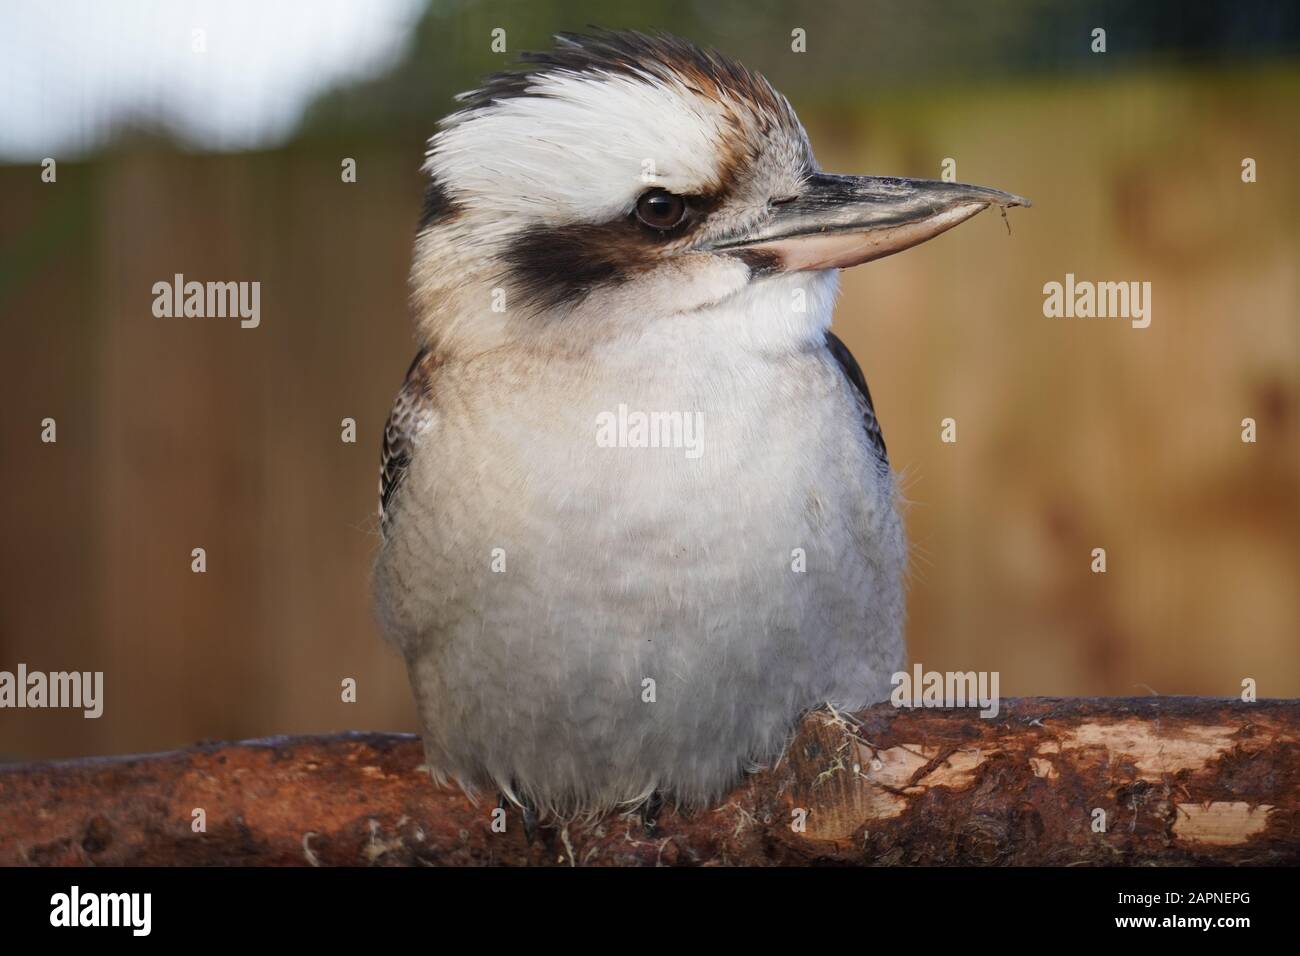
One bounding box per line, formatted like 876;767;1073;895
2;0;1297;760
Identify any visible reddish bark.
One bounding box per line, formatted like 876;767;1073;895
2;697;1295;866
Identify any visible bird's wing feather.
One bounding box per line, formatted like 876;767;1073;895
824;330;887;462
379;348;437;532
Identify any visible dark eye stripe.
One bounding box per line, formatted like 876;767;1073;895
502;221;634;311
501;187;726;312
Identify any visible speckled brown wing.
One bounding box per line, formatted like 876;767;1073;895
379;348;437;533
825;330;887;463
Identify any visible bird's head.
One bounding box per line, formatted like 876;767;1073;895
412;30;1028;350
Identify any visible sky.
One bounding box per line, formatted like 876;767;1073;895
0;0;426;160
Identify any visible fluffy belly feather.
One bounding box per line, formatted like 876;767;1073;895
373;346;906;815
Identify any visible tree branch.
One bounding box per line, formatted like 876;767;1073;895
2;697;1296;865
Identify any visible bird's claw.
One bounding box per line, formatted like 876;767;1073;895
521;801;540;845
498;790;542;845
640;791;664;835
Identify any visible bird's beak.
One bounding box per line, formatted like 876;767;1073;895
708;173;1031;271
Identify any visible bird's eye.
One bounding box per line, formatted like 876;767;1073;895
635;189;688;231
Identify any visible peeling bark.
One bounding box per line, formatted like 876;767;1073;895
1;697;1296;866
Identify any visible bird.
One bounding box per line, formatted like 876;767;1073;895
372;30;1028;825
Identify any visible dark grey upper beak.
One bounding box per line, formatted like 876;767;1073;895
707;173;1031;271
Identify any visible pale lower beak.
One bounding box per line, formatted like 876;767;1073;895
708;173;1031;271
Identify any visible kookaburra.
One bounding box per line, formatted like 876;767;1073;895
373;30;1027;823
